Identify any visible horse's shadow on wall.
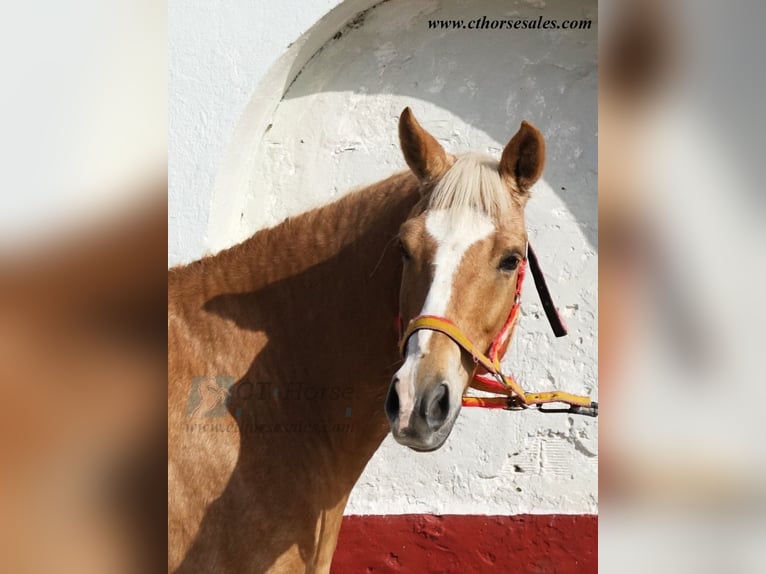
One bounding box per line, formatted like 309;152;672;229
175;209;405;572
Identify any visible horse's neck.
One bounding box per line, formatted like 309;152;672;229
176;168;420;450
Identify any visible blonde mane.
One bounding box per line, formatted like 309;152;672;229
428;153;516;221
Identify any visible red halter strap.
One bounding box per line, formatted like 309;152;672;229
397;242;597;417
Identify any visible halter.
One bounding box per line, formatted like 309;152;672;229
398;243;598;417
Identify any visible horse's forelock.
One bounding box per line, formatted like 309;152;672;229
427;153;517;224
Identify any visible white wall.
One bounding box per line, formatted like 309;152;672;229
169;0;344;264
169;0;597;515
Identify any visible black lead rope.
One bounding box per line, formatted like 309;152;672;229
527;243;568;338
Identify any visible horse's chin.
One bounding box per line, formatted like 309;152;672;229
391;411;459;452
405;439;447;453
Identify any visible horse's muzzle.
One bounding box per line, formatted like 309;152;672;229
385;377;456;451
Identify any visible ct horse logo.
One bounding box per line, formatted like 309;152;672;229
186;376;235;418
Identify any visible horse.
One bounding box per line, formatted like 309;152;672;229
168;107;548;573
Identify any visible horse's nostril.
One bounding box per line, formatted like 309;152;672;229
424;383;450;431
385;378;400;423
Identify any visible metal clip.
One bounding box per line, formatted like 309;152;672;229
537;401;598;417
504;395;527;411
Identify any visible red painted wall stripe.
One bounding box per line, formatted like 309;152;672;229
332;514;597;573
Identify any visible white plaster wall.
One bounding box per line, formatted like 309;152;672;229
168;0;344;264
169;0;597;515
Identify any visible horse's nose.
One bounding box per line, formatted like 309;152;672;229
384;377;400;424
421;383;450;431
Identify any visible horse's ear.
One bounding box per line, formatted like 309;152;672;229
398;107;448;182
499;121;546;196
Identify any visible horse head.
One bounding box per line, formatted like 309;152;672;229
385;107;545;451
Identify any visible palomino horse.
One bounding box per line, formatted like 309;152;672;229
168;108;552;572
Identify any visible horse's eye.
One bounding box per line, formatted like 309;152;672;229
398;240;412;261
498;254;519;272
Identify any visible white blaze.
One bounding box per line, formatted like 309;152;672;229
395;209;495;430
